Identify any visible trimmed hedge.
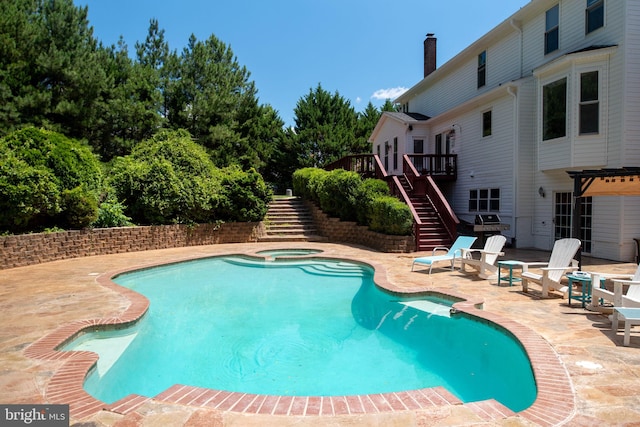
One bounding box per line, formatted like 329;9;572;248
292;168;412;236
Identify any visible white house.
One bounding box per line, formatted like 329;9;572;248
369;0;640;262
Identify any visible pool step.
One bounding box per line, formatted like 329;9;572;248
260;197;327;243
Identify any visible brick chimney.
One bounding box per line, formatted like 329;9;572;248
424;33;437;77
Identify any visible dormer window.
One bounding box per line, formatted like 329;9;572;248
586;0;604;34
477;51;486;88
545;5;559;54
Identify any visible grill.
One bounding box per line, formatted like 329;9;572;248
474;214;509;232
473;214;510;246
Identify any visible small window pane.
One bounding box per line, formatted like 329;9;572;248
546;5;559;30
482;111;492;137
545;29;559;54
477;51;486;88
586;0;604;34
581;71;598;101
580;103;599;134
490;188;500;198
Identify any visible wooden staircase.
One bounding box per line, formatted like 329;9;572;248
398;176;452;251
259;198;327;242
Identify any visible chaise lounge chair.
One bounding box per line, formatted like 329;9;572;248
520;238;581;298
590;264;640;329
460;234;507;279
411;235;477;274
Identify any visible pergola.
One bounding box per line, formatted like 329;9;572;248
567;167;640;264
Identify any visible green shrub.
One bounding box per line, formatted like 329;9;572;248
1;126;102;192
109;129;223;225
292;168;328;203
60;186;99;229
92;196;133;228
0;127;102;232
368;195;413;235
318;169;362;222
218;165;272;222
0;155;61;232
354;178;390;225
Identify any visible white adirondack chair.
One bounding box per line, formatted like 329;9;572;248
460;234;507;279
520;238;581;298
590;265;640;329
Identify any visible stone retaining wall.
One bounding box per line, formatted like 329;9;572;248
1;203;415;270
305;201;415;253
0;223;263;270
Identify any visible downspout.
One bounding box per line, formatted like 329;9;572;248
507;85;519;247
509;18;524;79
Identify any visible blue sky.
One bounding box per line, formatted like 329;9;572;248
74;0;531;127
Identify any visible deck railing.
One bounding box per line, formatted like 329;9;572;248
324;154;385;180
406;154;457;181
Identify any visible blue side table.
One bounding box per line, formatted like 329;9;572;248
566;273;606;308
497;261;525;286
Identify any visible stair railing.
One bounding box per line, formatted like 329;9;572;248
403;155;459;241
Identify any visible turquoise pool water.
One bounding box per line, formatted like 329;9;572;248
68;256;536;411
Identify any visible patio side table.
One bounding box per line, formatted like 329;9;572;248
613;307;640;346
566;273;606;308
497;261;525;286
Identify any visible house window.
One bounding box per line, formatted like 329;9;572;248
579;71;599;134
482;110;492;137
413;139;424;154
393;137;398;169
542;77;567;140
469;188;500;212
477;51;487;88
545;5;559;54
586;0;604;34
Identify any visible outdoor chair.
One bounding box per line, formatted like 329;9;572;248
411;235;477;274
460;234;507;279
590;265;640;329
520;238;581;298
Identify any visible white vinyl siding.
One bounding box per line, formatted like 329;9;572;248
624;0;640;165
382;0;639;260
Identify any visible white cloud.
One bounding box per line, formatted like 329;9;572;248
371;86;408;101
355;96;362;104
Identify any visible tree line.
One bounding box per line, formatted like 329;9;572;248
0;0;395;192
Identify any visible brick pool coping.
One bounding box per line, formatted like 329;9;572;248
24;250;575;426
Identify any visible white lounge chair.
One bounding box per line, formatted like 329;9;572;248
460;234;507;279
520;238;581;298
590;265;640;329
411;235;477;274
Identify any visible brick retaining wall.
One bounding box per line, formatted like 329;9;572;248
305;201;415;253
0;222;264;270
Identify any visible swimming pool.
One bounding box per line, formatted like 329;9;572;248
66;256;536;412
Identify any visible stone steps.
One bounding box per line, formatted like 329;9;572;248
260;198;327;243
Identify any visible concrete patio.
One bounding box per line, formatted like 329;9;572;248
1;242;639;426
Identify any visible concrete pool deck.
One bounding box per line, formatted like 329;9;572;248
1;242;640;426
